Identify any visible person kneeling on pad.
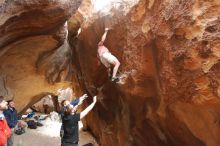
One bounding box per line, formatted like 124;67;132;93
97;28;121;82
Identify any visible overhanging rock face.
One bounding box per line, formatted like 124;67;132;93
0;0;81;111
69;0;220;146
0;0;81;48
0;0;220;145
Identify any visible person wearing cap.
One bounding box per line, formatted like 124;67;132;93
3;100;18;146
0;96;11;146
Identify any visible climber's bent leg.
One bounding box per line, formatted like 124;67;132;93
100;52;120;82
111;60;120;81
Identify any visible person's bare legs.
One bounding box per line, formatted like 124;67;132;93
112;60;120;80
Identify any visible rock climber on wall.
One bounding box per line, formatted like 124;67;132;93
97;28;121;82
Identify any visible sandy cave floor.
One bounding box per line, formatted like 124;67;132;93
14;120;99;146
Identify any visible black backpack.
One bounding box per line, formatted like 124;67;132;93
36;122;43;127
14;127;25;135
27;120;37;129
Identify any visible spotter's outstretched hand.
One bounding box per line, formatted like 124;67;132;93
93;96;97;103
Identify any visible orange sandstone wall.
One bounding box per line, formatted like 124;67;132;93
69;0;220;146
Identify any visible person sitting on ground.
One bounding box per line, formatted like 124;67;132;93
3;100;18;146
97;28;121;82
0;96;11;146
61;96;97;146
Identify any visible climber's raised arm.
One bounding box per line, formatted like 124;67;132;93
77;94;88;105
100;28;109;42
80;96;97;119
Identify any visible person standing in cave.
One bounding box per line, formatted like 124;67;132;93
60;94;88;139
0;96;11;146
97;28;121;82
3;100;18;146
61;95;97;146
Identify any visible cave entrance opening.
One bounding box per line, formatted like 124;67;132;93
91;0;140;14
19;88;85;137
24;94;60;115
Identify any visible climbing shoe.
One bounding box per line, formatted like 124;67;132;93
111;77;120;82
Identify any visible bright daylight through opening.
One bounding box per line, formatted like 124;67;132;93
91;0;139;14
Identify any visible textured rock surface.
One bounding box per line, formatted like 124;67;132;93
0;0;81;48
0;0;81;111
1;0;220;146
69;0;220;146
